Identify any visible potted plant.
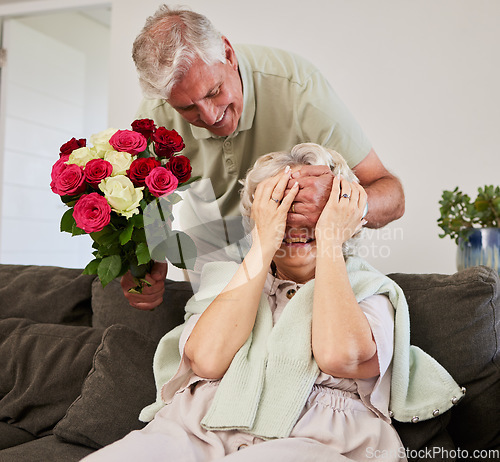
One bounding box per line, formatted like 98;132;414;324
438;185;500;273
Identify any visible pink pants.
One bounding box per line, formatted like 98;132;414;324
82;383;405;461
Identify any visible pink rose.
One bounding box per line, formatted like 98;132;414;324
166;155;192;183
145;166;179;197
127;157;161;186
153;127;185;158
60;137;86;157
84;158;113;187
50;155;70;182
73;193;111;233
131;119;156;141
109;130;147;155
51;163;86;196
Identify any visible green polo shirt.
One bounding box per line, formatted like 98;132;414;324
136;44;372;219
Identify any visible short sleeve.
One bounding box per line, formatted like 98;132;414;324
179;313;201;357
356;294;395;421
158;314;203;407
298;71;372;167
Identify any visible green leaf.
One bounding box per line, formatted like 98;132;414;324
97;255;122;287
132;228;147;243
130;214;144;229
474;199;489;212
60;194;80;207
72;223;87;236
60;208;75;233
135;241;151;266
493;197;500;213
164;230;197;270
166;192;182;205
91;227;119;246
83;258;101;275
119;220;134;245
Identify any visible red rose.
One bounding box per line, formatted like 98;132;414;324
131;119;156;141
73;193;111;233
50;155;70;182
153;127;185;158
84;158;113;187
127;157;161;186
51;164;86;196
166;155;192;183
145;166;179;197
60;137;86;157
109;129;147;155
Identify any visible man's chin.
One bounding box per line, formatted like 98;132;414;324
206;122;237;137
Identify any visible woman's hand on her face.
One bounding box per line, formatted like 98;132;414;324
251;167;299;258
315;176;367;248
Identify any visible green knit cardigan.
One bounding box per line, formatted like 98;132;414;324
140;257;463;439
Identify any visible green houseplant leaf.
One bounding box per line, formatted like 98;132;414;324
438;185;500;244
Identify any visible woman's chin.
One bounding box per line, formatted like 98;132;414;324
274;240;317;271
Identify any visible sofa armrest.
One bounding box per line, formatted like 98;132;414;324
389;266;500;452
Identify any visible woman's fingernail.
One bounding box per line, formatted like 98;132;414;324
285;165;291;173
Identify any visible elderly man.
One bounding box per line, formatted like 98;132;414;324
122;5;405;309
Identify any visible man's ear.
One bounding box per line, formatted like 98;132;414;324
222;36;238;69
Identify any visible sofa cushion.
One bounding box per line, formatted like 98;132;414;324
389;266;500;452
0;422;36;450
0;264;94;326
91;278;192;343
0;435;95;462
0;318;103;436
54;324;157;449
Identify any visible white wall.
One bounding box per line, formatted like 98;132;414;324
19;11;110;136
0;5;110;267
1;0;497;274
108;0;500;275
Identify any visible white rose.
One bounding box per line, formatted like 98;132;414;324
99;175;143;218
67;146;99;167
103;150;134;176
89;146;105;159
90;128;118;152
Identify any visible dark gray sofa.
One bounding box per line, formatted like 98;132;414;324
0;263;498;461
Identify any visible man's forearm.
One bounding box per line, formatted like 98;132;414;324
363;174;405;228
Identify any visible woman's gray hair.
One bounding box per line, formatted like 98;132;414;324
132;5;226;99
239;143;364;257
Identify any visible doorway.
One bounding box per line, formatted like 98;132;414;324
0;6;111;268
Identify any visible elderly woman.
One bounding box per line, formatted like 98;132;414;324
84;143;460;462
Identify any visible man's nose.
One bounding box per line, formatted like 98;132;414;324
198;101;218;125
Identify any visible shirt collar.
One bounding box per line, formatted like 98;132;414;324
190;45;255;141
264;267;303;297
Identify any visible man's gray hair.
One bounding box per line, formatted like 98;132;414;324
239;143;363;257
132;5;226;100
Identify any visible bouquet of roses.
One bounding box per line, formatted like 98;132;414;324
50;118;198;290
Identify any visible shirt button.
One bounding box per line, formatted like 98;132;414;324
286;289;296;299
224;140;231;148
